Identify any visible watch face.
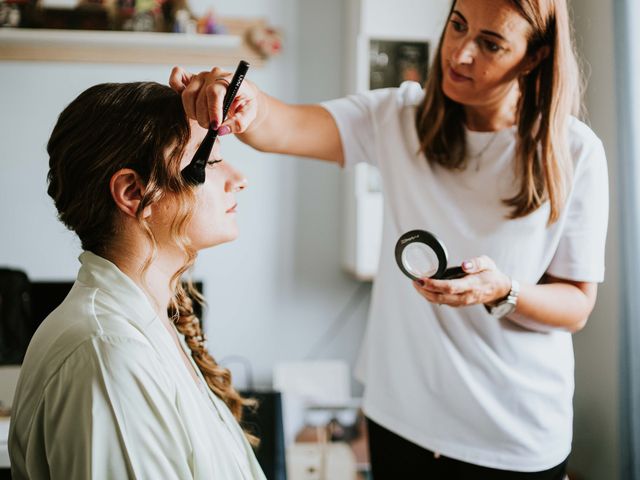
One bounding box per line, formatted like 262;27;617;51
491;301;516;318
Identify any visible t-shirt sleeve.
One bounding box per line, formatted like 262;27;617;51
321;89;391;169
546;138;609;282
42;335;193;480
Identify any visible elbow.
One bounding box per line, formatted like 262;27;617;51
568;303;594;333
568;316;588;333
568;284;598;333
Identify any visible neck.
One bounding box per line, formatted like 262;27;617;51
103;240;187;323
464;82;520;132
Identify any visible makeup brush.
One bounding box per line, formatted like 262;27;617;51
182;60;250;186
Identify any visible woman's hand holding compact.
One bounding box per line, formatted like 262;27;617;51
169;65;261;135
412;255;512;308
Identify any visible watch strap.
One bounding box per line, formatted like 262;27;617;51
486;278;519;317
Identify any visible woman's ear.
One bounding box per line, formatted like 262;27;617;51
522;45;551;76
109;168;149;218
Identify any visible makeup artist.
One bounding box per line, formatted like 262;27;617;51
170;0;608;478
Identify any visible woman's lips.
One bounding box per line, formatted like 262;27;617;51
226;203;237;213
448;67;472;82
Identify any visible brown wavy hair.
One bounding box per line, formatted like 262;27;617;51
416;0;582;224
46;82;256;443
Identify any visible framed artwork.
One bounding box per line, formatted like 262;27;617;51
369;39;430;90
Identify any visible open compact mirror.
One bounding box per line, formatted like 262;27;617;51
395;229;467;281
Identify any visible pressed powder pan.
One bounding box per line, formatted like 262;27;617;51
395;229;466;281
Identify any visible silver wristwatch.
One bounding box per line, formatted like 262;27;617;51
487;278;520;318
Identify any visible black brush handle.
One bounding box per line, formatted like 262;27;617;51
182;60;250;185
221;60;250;121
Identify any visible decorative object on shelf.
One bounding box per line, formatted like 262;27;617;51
170;9;192;33
73;5;110;30
0;0;22;27
115;0;162;32
247;22;281;58
0;0;39;28
196;9;223;35
160;0;195;33
35;5;108;30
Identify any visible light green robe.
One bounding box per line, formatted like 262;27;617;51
9;252;266;480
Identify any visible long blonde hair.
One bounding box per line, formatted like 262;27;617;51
416;0;582;223
47;82;256;443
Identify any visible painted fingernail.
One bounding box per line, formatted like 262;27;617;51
211;120;219;130
416;279;425;286
463;261;473;270
218;125;231;136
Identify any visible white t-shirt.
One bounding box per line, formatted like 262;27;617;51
9;252;266;480
322;81;608;471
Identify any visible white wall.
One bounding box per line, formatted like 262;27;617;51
570;0;620;478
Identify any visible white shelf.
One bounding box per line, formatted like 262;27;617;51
0;28;265;66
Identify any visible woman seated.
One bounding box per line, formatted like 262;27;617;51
8;81;266;480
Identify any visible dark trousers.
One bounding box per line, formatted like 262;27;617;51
367;418;568;480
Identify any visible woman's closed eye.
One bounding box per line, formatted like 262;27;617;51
207;158;223;167
450;20;466;33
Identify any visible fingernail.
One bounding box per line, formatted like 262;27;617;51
416;279;425;286
211;120;219;130
218;125;231;136
463;261;473;270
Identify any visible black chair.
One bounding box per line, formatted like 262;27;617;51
241;390;287;480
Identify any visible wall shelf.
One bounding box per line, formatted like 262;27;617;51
0;26;266;66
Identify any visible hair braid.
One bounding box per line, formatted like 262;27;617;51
169;275;258;446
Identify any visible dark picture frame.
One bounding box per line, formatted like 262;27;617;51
369;38;430;90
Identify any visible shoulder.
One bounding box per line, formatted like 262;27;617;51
35;327;163;390
567;116;606;165
40;332;174;414
46;282;150;345
19;285;157;394
563;118;609;205
396;81;426;107
59;333;163;381
361;81;425;112
12;329;170;433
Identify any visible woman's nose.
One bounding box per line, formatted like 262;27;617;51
451;38;475;66
235;177;248;192
225;166;248;192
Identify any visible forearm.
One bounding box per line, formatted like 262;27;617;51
237;91;343;164
511;281;597;333
170;66;344;163
415;258;599;333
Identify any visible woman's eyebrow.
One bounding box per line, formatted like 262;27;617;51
452;9;508;42
481;30;507;42
452;9;468;22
